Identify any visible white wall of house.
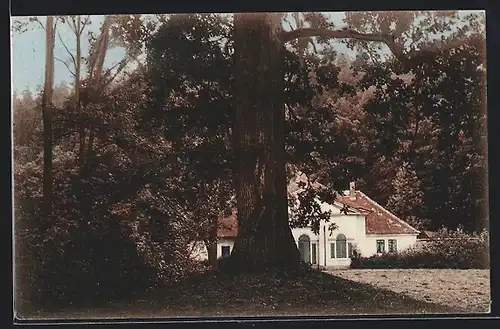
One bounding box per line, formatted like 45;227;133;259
290;201;366;268
189;238;236;261
289;201;419;267
189;241;208;261
362;234;418;256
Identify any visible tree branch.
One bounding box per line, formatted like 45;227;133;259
283;16;295;31
102;60;129;88
54;57;76;77
31;17;46;31
68;16;77;34
80;15;91;34
280;27;407;62
36;21;46;31
281;27;470;65
56;30;77;70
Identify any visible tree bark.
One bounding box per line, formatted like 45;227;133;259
229;13;300;271
42;16;55;221
207;213;219;270
78;17;111;229
74;15;86;172
206;239;218;270
78;16;111;174
85;16;111;172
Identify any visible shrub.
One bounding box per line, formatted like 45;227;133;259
350;227;490;269
14;166;202;313
17;217;160;311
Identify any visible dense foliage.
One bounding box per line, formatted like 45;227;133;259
12;12;487;310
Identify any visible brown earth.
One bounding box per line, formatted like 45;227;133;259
326;269;491;313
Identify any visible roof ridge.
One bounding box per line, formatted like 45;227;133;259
357;191;420;234
336;190;371;213
332;201;365;215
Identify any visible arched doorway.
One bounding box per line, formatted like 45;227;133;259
298;234;311;263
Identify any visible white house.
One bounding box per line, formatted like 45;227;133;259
190;175;420;268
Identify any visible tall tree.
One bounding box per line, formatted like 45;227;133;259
144;13;235;269
41;16;55;221
230;13;299;269
60;15;90;171
229;11;473;270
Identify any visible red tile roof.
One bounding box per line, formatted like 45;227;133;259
336;191;420;235
217;208;238;238
218;187;419;237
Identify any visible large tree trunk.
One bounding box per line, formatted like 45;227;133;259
229;13;300;271
42;16;55;220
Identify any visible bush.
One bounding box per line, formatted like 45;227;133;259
14;183;201;313
18;218;160;311
350;228;490;269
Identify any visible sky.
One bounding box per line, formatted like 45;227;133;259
10;11;483;94
10;13;351;94
11;15;125;93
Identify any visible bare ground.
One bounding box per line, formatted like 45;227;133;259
18;269;467;320
326;269;491;313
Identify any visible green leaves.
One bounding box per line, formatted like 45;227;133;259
288;178;335;234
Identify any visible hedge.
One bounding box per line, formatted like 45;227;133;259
350;228;490;269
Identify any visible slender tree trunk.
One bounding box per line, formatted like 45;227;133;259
85;16;110;171
206;240;218;270
42;16;55;221
78;17;111;230
74;16;86;172
75;16;81;104
229;13;300;271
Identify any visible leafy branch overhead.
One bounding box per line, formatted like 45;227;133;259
279;11;477;66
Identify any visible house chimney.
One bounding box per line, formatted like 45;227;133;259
349;181;356;199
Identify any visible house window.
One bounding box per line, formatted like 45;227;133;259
376;240;385;253
348;242;354;258
330;243;335;258
298;234;311;263
388;239;397;253
221;245;231;258
311;243;317;264
336;234;347;258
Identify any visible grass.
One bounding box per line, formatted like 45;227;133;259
20;268;464;320
328;269;491;313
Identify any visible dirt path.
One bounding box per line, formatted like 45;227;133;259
326;269;490;313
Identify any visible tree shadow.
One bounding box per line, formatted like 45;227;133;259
21;265;463;319
137;266;461;317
